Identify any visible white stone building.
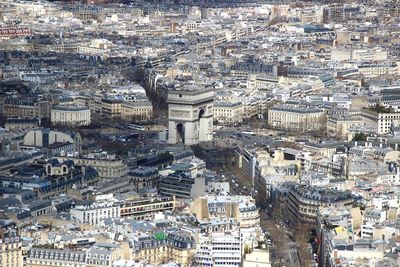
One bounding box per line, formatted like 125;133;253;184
195;231;242;267
362;109;400;134
70;194;120;226
213;101;244;125
51;105;91;126
268;104;326;132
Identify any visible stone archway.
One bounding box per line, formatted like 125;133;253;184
199;108;205;119
176;123;185;144
198;108;207;142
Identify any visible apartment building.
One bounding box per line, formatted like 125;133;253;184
159;172;205;199
4;118;39;131
120;195;175;220
316;206;393;267
27;248;86;267
51;105;91;126
190;195;260;228
77;39;115;56
331;47;388;62
27;244;119;267
327;115;364;140
254;150;300;208
120;101;153;120
376;163;400;185
195;231;242;267
128;167;159;190
70;194;121;227
250;75;283;89
268;104;326;132
71;193;175;224
101;98;152;120
130;231;196;266
280;183;355;225
235;148;256;182
371;87;400;108
300;7;323;24
353;48;388;61
213;101;244;125
0;223;22;267
57;154;127;180
362;108;400;134
0;26;31;40
323;4;361;23
101;98;122;119
1;159;99;198
2;97;50;120
357;62;399;78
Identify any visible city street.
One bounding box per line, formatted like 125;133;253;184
261;214;301;267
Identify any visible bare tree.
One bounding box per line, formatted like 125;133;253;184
294;223;313;266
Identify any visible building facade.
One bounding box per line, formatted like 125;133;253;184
51;105;91;126
195;231;242;267
130;231;196;266
70;195;121;227
327;115;364;139
167;88;214;145
190;195;260;228
362;109;400;134
27;248;86;267
57;155;127;180
101;99;122;119
2;97;50;120
23;129;82;154
213;102;244;125
100;99;153;121
0;223;22;267
280;184;355;225
128;167;159;190
120;195;175;221
357;62;399;78
120;101;153;120
0;159;99;199
4;118;39;131
268;104;326;132
159;172;205;199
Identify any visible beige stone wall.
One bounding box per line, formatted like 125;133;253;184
1;242;22;267
190;198;209;220
351;207;362;231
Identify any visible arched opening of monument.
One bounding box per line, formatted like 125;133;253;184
199;109;205;119
198;108;206;142
176;123;185;144
167;90;213;145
